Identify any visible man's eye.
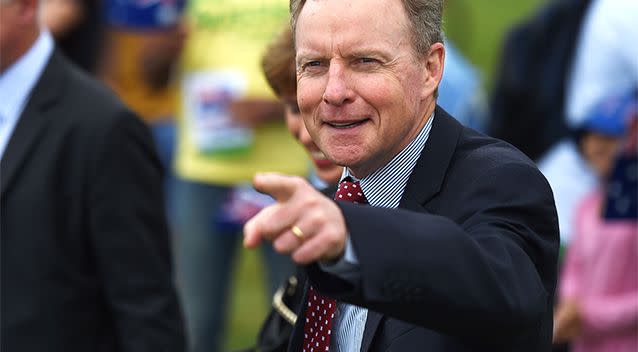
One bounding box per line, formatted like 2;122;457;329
299;60;325;74
301;61;323;70
357;57;378;65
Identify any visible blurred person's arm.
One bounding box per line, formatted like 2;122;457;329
229;98;285;126
553;300;582;344
98;27;187;122
138;23;188;92
578;290;638;336
40;0;84;38
554;246;638;343
553;197;586;344
570;204;638;336
88;108;185;351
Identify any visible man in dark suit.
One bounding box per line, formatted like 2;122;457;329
0;0;185;351
243;0;560;351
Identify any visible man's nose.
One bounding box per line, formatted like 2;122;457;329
322;62;354;106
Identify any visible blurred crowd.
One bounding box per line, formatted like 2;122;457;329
1;0;636;351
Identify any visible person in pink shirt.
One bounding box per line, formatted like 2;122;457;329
553;92;638;352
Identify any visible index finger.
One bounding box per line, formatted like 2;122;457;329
252;172;301;202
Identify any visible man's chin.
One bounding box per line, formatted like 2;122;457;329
324;152;359;168
328;156;371;178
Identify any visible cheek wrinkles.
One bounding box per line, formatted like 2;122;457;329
298;82;329;127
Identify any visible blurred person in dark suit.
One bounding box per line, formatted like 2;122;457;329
0;0;185;351
242;0;560;351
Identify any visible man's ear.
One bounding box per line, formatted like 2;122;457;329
420;42;445;99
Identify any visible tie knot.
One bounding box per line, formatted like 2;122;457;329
334;179;368;204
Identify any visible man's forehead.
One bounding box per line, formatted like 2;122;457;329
296;41;405;60
296;0;407;29
295;0;409;52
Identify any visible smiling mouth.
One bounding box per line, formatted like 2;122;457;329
326;119;368;129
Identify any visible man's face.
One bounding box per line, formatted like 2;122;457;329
295;0;436;178
282;92;344;185
0;0;20;72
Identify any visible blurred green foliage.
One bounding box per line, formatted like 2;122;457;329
224;248;270;351
443;0;548;87
223;1;548;350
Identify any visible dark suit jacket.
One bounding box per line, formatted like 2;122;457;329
288;107;559;351
0;51;185;352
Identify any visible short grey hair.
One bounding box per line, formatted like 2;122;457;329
290;0;444;55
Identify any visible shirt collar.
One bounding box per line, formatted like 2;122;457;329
342;111;435;208
0;30;54;121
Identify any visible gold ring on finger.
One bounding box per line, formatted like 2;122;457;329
291;225;305;240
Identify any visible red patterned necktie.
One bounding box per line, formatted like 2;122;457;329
302;179;367;352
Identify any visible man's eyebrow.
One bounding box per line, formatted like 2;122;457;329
346;48;381;56
344;48;392;61
296;47;323;56
342;42;392;55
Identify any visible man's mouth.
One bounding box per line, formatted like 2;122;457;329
325;119;367;129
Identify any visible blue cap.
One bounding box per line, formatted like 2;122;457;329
105;0;187;29
581;91;637;137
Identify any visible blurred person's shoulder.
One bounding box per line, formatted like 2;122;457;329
51;50;147;134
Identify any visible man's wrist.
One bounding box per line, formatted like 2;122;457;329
318;236;359;274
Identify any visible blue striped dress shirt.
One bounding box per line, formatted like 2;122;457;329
329;112;434;351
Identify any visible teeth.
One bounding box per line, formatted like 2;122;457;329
329;121;360;129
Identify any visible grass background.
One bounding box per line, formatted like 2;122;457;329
223;1;548;350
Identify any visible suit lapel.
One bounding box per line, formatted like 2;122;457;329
1;51;66;198
400;106;463;209
360;311;383;351
360;107;463;351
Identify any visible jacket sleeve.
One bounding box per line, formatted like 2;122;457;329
88;110;186;352
308;162;559;344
